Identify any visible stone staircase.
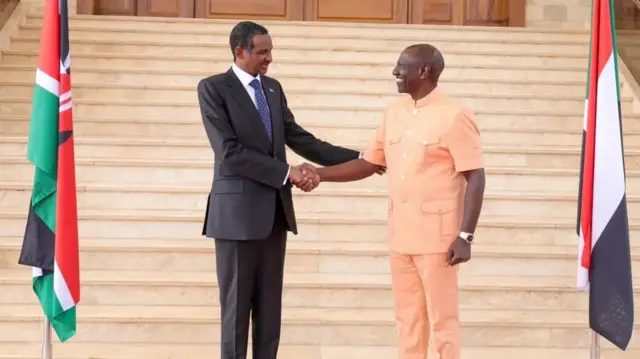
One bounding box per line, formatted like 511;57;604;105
1;10;640;359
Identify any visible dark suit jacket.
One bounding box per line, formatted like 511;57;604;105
197;68;360;240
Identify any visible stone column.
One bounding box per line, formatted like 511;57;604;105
68;0;77;15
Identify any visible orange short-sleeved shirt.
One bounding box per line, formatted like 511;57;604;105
363;88;484;254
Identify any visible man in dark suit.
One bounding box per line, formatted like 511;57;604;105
196;20;362;359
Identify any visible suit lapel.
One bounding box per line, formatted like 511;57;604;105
225;69;271;148
262;78;283;153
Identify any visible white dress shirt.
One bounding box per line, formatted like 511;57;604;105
230;64;363;186
231;64;290;185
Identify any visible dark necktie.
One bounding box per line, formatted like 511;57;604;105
249;79;272;143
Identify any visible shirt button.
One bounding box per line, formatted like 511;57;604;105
403;153;407;158
400;175;405;180
406;131;412;136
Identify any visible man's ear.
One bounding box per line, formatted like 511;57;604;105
234;47;244;60
420;65;431;80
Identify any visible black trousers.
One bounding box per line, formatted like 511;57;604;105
214;199;288;359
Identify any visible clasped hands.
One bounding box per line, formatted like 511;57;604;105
288;163;320;192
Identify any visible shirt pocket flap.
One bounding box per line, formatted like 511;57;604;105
421;199;456;214
416;134;441;147
387;134;401;145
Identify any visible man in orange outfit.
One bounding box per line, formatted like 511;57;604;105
305;44;486;359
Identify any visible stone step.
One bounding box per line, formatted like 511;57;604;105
9;35;590;57
0;181;614;219
7;100;636;132
619;46;640;58
3;236;637;273
4;106;638;133
0;118;615;151
4;39;590;69
0;267;615;318
0;68;589;96
0;63;589;95
3;128;638;159
5;98;636;124
0;83;594;112
0;155;626;193
2;236;639;298
1;209;637;247
0;267;607;311
2;342;637;359
0;117;596;145
0;304;637;348
3;135;634;169
0;51;590;82
25;15;591;43
0;182;635;220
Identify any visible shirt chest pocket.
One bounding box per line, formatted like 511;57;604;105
386;132;443;165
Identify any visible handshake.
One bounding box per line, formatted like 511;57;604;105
288;163;320;192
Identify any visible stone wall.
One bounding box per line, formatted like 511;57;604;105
526;0;592;29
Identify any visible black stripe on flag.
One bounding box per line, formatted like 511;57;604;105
59;130;72;145
59;0;70;74
588;100;635;350
18;203;55;275
589;195;634;350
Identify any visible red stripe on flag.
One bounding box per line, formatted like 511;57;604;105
580;0;601;271
597;0;613;76
37;0;60;80
56;71;79;303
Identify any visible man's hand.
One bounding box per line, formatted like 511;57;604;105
375;166;386;175
446;237;471;266
299;163;320;191
288;164;319;192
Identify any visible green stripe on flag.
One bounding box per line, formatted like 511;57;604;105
27;85;59;231
609;0;621;101
30;169;57;230
28;85;59;171
33;271;77;342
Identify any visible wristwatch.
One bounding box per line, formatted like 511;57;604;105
459;231;474;244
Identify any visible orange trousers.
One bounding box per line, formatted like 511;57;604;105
389;250;460;359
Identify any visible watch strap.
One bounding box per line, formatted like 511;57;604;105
459;231;474;244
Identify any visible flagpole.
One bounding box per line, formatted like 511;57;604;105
41;317;52;359
590;330;600;359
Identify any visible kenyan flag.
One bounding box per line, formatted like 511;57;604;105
17;0;80;342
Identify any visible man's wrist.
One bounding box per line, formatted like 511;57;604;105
283;165;291;185
458;231;474;244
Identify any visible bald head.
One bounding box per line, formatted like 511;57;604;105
392;43;445;97
402;44;445;82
